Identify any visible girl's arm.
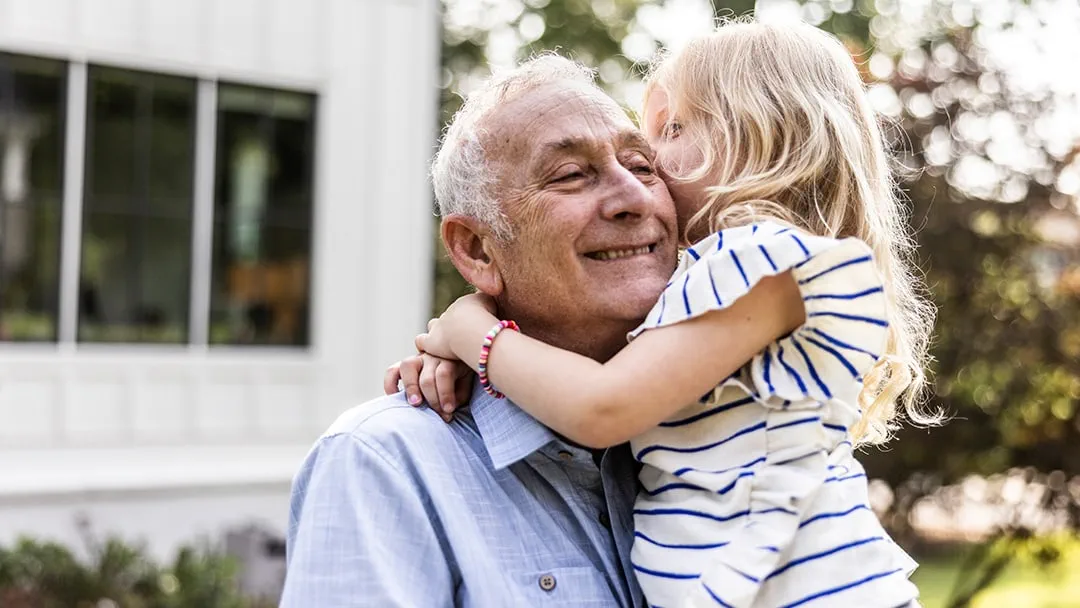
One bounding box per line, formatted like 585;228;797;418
424;272;804;448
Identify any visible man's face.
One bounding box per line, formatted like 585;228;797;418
484;82;678;340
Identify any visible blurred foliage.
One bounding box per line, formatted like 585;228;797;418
0;532;273;608
434;0;1080;508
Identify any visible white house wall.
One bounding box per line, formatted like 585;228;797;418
0;0;438;556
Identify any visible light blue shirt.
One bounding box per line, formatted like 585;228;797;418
282;382;644;607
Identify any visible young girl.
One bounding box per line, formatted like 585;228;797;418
416;20;932;608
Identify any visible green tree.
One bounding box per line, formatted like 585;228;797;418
434;0;1080;509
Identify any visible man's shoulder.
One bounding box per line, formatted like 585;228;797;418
316;393;478;465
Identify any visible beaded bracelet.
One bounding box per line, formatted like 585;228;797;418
478;320;520;399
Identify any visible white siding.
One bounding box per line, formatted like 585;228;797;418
0;0;438;558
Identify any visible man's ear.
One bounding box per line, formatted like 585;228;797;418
441;215;504;296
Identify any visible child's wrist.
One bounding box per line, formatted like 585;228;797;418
453;310;500;364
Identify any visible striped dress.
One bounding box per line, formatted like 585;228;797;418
625;221;919;608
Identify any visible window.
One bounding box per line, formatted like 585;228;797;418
79;67;196;343
0;54;317;347
209;85;315;346
0;53;66;342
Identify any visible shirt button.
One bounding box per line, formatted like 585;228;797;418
538;574;557;592
557;450;573;462
599;512;611;529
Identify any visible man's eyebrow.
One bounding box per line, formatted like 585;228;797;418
536;136;592;157
617;130;652;151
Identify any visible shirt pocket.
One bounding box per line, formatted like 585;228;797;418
511;565;622;607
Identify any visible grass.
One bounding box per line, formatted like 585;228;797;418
914;539;1080;608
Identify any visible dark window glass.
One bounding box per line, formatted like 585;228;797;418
80;66;196;343
210;85;315;346
0;53;65;342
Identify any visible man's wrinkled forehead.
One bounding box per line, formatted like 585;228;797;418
481;81;634;170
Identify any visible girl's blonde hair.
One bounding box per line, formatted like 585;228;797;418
645;19;939;445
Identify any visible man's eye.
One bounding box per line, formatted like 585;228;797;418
631;163;655;175
552;168;585;183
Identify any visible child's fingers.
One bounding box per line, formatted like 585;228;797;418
397;356;424;406
383;362;402;395
434;361;458;414
418;357;441;410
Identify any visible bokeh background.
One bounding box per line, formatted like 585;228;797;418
2;0;1079;606
434;1;1080;606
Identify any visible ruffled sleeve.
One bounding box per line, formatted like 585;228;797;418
628;220;888;408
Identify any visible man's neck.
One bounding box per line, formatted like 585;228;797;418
512;317;636;363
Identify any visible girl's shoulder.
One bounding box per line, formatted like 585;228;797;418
631;220;888;406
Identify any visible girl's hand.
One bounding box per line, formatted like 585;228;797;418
384;353;474;421
419;293;500;362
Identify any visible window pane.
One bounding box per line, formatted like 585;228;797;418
80;67;195;343
210;85;315;346
0;53;65;342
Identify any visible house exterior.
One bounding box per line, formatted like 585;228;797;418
0;0;439;560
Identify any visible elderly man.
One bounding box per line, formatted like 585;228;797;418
281;55;678;607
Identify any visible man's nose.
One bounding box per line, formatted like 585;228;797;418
599;163;654;222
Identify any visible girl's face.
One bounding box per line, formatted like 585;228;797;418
643;88;712;242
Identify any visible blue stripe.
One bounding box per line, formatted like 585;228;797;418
767;536;884;580
780;567;904;608
659;396;755;428
799;504;870;529
641;482;703;497
674;455;766;477
775;345;809;395
754;506;798;516
803;335;860;377
703;583;736;608
714;470;755;495
763;349;776;395
826;472;867;483
792;337;833;398
707;264;723;306
731;250;750;288
824;423;848;432
798;255;872;285
769;416;821;432
635;421;767;460
816;326;876;358
634;507;751;524
687;247;700;260
716;230;724;251
790;233;810;257
632;562;699;580
656;292;667;324
759;244;778;271
774;227;792;236
681;272;693;315
634;531;730;550
731;566;761;583
773;448;825;466
808;311;889;327
752;224;759;234
802;286;884;301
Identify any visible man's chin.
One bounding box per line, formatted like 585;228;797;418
595;288;665;327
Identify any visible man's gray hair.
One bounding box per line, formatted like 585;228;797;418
431;54;599;240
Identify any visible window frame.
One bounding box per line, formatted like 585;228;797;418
0;52;319;350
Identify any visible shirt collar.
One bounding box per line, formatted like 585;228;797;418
469;379;557;470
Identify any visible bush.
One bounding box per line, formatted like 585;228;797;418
0;534;274;608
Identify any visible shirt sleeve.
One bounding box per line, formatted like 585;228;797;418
629;220;889;409
282;433;455;607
